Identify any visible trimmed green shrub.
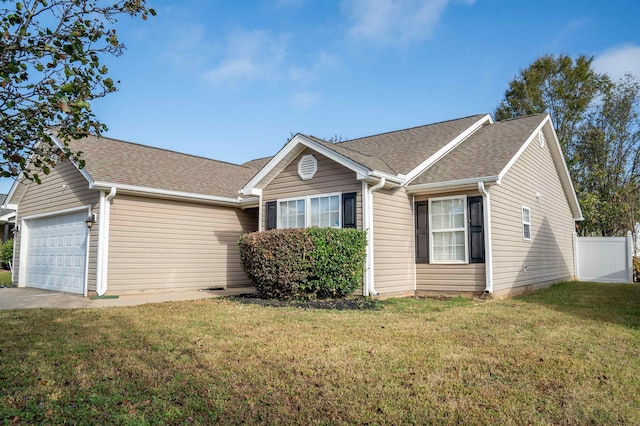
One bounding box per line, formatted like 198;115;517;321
304;227;367;298
238;229;314;299
238;228;367;300
634;257;639;282
1;239;13;270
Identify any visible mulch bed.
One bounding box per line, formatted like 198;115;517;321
227;293;382;310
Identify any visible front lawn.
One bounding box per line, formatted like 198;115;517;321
1;281;638;424
0;270;12;286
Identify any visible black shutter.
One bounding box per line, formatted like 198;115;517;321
415;201;429;263
342;192;357;228
468;196;485;263
265;201;277;230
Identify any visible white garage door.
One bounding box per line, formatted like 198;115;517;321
25;211;89;294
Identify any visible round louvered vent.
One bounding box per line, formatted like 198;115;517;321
298;154;318;180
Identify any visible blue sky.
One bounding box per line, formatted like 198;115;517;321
2;0;640;194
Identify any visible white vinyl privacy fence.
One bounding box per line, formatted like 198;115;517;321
574;232;634;283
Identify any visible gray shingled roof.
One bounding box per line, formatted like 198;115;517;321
409;114;547;185
304;135;396;174
68;135;259;199
242;156;273;169
327;114;488;175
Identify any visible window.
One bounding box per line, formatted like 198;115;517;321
429;196;467;263
309;195;340;227
275;194;341;229
522;206;531;240
278;199;305;229
416;196;484;264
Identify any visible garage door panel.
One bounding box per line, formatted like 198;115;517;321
25;211;88;294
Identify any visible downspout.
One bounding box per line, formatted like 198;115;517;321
96;187;116;296
478;182;493;294
412;194;417;293
366;177;386;296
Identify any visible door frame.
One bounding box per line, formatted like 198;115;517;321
19;205;93;296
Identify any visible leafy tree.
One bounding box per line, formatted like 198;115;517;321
575;75;640;236
495;54;607;173
495;54;640;237
0;0;155;183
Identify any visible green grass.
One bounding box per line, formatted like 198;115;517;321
0;281;638;424
0;270;12;286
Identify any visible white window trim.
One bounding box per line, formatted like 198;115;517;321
277;192;343;229
428;194;468;264
522;206;531;241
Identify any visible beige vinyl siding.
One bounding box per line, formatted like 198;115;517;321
490;132;575;295
414;190;486;293
13;161;99;291
371;186;415;295
261;149;362;229
107;195;257;293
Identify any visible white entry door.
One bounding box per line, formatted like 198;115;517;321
25;211;88;294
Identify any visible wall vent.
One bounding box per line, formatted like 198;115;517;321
298;154;318;180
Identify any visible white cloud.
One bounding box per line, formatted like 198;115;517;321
204;30;288;84
162;24;212;70
342;0;473;46
288;51;339;82
593;45;640;81
290;91;317;108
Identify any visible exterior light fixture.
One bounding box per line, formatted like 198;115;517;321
85;214;96;229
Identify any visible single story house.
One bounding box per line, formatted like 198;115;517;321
4;113;582;298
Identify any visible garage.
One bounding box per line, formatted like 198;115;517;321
24;211;89;295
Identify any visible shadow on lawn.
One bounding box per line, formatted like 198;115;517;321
517;281;640;330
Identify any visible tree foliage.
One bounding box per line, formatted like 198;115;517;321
495;54;640;236
575;75;640;236
0;0;155;183
495;54;607;173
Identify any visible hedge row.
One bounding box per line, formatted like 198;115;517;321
238;228;367;300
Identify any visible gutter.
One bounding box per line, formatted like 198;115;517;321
365;177;386;296
91;181;251;207
478;182;493;294
406;176;499;194
96;187;116;296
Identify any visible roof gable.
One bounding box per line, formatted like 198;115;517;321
6;134;264;206
241;114;491;194
67;135;258;200
336;114;489;175
407;114;582;220
409;114;547;186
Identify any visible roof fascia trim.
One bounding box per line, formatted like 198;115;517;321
3;178;23;206
406;176;499;194
48;132;95;187
241;134;389;194
404;114;493;183
0;211;16;222
92;181;251;207
497;115;583;220
5;133;96;206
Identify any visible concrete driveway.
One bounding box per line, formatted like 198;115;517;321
0;287;254;310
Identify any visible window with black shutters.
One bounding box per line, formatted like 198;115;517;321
467;196;485;263
342;192;357;228
415;201;429;263
415;196;485;264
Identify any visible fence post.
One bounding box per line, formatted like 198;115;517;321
573;232;579;281
628;231;634;283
